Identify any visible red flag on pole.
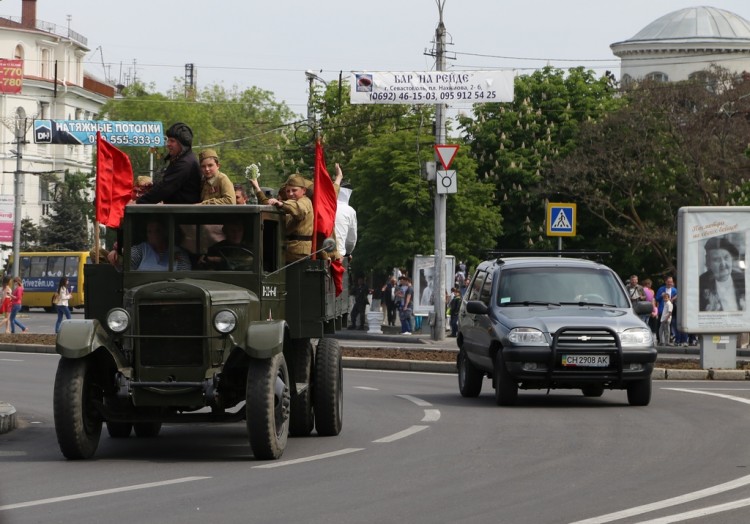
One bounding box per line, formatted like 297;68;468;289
312;140;343;295
312;140;337;253
95;131;133;228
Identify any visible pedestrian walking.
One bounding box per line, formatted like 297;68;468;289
0;276;11;333
54;276;73;334
9;276;27;333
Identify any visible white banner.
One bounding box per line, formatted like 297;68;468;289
677;207;750;333
350;70;515;105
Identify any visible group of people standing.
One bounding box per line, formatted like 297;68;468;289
380;274;415;334
625;274;692;346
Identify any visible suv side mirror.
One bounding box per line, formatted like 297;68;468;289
633;300;653;316
466;300;489;315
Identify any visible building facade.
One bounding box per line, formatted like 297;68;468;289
611;6;750;86
0;0;113;248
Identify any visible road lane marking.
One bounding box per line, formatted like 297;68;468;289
635;496;750;523
422;409;441;422
373;425;429;443
252;448;364;469
354;386;379;391
0;358;23;362
397;394;432;407
568;473;750;524
0;476;211;512
664;387;750;406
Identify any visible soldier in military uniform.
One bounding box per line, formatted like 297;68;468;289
264;174;313;262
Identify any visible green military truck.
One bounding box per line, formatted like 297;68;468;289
53;204;348;460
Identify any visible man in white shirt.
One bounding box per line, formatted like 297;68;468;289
334;185;357;256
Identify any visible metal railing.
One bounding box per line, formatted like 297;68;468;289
1;16;87;46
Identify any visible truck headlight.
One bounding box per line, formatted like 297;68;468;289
620;327;653;347
213;310;237;334
106;308;130;333
508;327;547;345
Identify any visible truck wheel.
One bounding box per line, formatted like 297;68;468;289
53;357;103;459
627;378;652;406
494;351;518;406
458;349;483;397
106;422;132;438
246;353;290;460
313;337;343;436
581;385;605;398
134;422;162;437
289;339;315;437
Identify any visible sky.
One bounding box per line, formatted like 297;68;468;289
13;0;750;118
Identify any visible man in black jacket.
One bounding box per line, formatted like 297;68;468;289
136;122;201;204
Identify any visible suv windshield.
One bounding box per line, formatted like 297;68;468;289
496;266;630;308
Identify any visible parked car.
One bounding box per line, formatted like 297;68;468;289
456;256;656;406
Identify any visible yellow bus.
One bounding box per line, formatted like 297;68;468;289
10;252;91;310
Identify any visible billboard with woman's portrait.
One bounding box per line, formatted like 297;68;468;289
677;207;750;333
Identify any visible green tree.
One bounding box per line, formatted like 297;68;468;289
99;82;297;190
39;175;90;251
286;82;500;275
20;217;39;250
548;68;750;276
459;66;623;249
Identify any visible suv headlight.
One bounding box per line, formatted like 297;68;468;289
213;310;237;334
508;327;547;345
106;308;130;333
619;327;653;347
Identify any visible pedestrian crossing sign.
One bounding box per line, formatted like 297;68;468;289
546;203;576;237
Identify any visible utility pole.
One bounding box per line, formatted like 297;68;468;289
432;2;447;341
12;117;25;278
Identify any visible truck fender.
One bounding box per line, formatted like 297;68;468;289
243;320;287;359
56;319;113;360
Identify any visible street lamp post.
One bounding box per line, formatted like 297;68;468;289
11;118;25;278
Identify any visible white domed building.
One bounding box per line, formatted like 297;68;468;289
611;6;750;85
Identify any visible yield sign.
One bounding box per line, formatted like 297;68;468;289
434;144;459;170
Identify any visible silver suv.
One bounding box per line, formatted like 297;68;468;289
457;256;656;406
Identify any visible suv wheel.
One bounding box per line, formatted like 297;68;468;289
581;385;605;398
494;351;518;406
627;378;652;406
457;349;483;397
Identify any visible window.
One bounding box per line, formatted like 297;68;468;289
479;271;494;306
467;271;486;301
40;48;49;78
645;72;668;82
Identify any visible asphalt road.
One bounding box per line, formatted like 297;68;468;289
3;353;750;523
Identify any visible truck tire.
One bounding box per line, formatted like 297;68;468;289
106;422;132;438
458;349;483;397
627;377;652;406
246;353;290;460
313;337;343;436
494;351;518;406
289;339;315;437
53;357;103;459
134;422;162;437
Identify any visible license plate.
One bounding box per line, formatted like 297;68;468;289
561;354;609;367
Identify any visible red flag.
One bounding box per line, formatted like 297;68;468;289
312;140;343;295
95;131;133;228
312;140;337;254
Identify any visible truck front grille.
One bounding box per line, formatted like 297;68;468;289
138;302;204;366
